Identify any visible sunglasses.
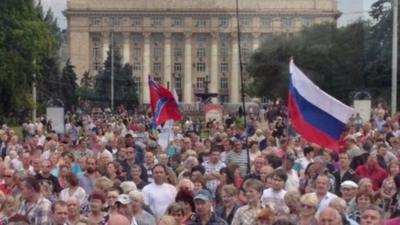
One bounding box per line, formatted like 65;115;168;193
301;203;315;209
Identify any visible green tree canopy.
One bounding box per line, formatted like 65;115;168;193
0;0;54;118
93;46;138;109
247;0;398;107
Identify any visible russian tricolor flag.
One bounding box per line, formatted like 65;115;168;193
288;60;355;151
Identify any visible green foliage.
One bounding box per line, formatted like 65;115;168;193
93;47;138;109
247;13;395;105
60;60;78;111
0;0;54;117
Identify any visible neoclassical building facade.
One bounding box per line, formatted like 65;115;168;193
65;0;338;104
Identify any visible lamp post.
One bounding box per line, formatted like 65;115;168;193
392;0;398;115
111;30;115;112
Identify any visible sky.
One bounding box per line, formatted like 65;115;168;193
41;0;377;29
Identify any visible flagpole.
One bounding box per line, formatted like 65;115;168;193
392;0;398;115
235;0;251;174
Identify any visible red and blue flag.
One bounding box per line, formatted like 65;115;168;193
149;78;182;125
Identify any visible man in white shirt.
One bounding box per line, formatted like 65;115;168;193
261;169;288;212
312;174;338;212
142;164;177;219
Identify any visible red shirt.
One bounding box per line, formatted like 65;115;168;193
0;184;11;195
385;218;400;225
355;164;387;191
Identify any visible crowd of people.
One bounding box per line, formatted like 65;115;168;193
0;103;399;225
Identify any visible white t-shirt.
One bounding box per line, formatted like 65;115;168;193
60;187;87;205
285;169;300;192
261;188;287;211
142;182;177;219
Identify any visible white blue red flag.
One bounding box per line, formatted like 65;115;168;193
149;78;182;125
288;60;355;151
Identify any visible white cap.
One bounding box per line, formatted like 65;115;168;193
341;180;358;189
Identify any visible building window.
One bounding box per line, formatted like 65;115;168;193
303;18;313;27
196;77;205;89
89;17;102;26
92;47;101;61
261;16;272;28
196;48;206;58
151;16;163;27
92;33;102;70
133;47;141;58
194;17;208;28
133;77;141;91
196;63;206;72
239;17;252;27
153;47;162;59
174;48;183;59
153;63;161;73
132;63;142;72
220;47;229;58
174;63;182;72
241;63;248;71
172;17;184;27
219;17;230;28
220;63;228;73
241;47;250;60
93;61;101;71
109;17;121;27
282;17;292;29
220;78;228;89
132;17;142;27
175;77;182;89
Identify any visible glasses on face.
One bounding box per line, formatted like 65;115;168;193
300;203;314;209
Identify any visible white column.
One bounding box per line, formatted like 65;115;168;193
102;32;110;62
252;33;260;51
230;33;240;103
164;33;172;89
142;32;151;104
183;32;193;103
210;33;218;94
122;32;130;65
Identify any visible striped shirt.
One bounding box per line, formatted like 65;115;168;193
226;150;249;177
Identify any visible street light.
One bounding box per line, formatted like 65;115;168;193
392;0;398;115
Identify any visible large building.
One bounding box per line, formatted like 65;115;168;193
65;0;338;104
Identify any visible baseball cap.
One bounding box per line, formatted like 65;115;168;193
194;190;213;201
116;194;131;205
341;180;358;189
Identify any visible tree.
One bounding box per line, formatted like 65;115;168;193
93;47;138;109
36;6;63;112
364;0;397;104
0;0;54;119
60;60;78;111
247;22;370;104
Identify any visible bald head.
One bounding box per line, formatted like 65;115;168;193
108;214;130;225
319;207;343;225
